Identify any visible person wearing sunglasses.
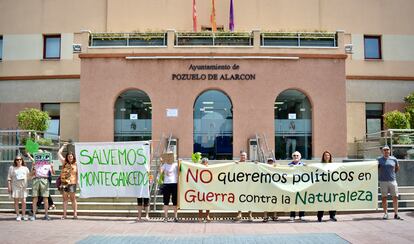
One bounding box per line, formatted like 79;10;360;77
7;155;31;221
378;145;403;220
288;151;305;222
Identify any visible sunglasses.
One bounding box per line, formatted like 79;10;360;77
293;155;300;157
16;158;22;161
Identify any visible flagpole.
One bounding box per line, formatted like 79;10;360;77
211;0;217;32
193;0;197;32
229;0;234;31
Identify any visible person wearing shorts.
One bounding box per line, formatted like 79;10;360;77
58;143;79;220
159;155;178;223
378;145;403;220
136;198;149;221
30;152;55;221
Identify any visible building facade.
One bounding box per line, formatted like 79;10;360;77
1;0;413;160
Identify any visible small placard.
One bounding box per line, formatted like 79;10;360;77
288;113;297;120
73;44;82;53
166;108;178;117
161;152;175;163
130;114;138;120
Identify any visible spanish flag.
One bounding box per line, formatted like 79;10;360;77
211;0;217;32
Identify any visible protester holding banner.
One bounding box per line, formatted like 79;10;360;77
37;170;56;211
136;197;149;221
30;151;55;221
263;158;279;222
198;157;211;222
317;151;337;222
159;152;179;222
378;145;403;220
7;155;31;221
235;151;254;222
288;151;305;222
58;143;78;219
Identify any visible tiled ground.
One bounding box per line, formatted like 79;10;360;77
0;212;412;244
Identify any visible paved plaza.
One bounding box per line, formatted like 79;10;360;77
0;211;413;244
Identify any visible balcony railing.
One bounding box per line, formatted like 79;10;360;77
175;32;253;46
90;32;167;47
88;31;339;48
261;32;337;47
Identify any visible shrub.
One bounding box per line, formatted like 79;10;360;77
17;108;50;131
383;110;410;129
404;92;414;129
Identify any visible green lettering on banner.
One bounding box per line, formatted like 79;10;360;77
111;172;118;186
103;149;111;164
350;191;358;201
110;149;118;165
296;191;307;204
79;149;92;165
127;149;136;165
339;193;346;202
118;149;127;165
79;171;150;187
92;150;101;165
136;148;147;165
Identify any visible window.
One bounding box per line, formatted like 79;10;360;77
0;36;3;60
43;34;61;59
366;103;383;136
42;103;60;139
364;35;381;59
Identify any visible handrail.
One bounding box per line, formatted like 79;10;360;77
355;129;414;159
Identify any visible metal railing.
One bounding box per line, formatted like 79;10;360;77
175;32;253;46
0;130;61;162
88;31;340;48
90;32;167;47
261;32;337;47
356;129;414;159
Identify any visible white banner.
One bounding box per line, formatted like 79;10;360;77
179;161;378;211
74;141;150;198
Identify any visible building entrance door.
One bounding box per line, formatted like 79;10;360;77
193;90;233;159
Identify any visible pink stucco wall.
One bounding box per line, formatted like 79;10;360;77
79;56;347;158
0;103;41;129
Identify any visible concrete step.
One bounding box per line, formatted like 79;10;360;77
1;186;413;216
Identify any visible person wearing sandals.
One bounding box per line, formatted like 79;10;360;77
7;155;31;221
198;158;211;222
263;158;278;223
317;151;337;222
58;143;78;219
159;153;179;222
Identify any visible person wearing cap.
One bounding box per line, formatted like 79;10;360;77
263;158;278;222
378;145;403;220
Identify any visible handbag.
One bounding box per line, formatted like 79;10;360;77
56;175;62;191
